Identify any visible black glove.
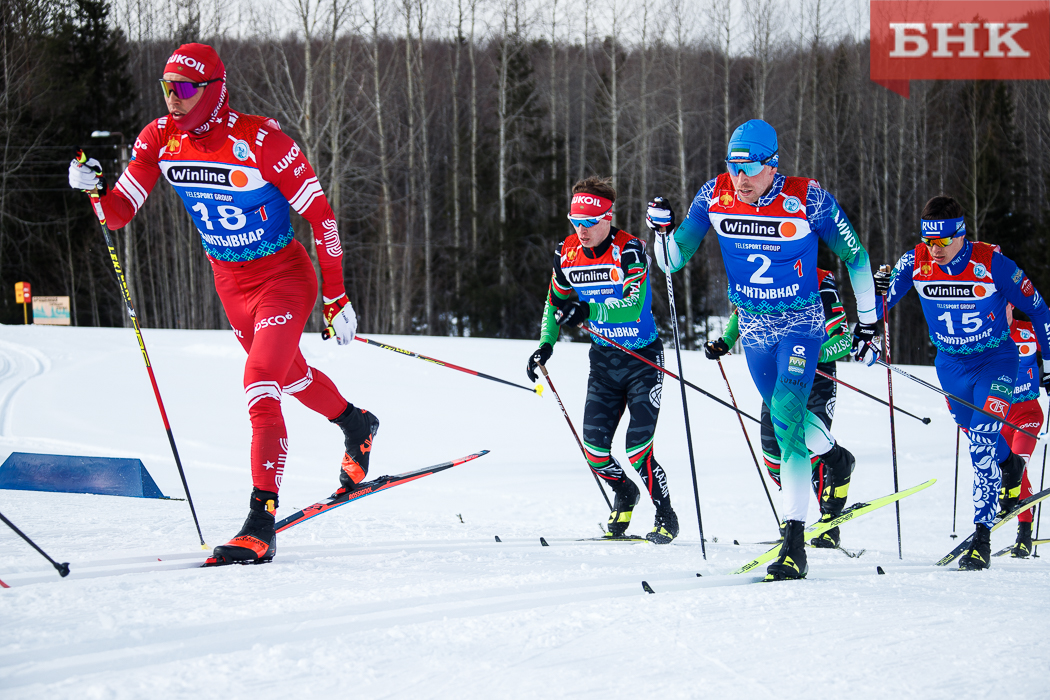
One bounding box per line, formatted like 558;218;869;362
646;197;675;234
554;300;589;328
1041;360;1050;396
873;267;892;296
851;322;881;366
705;338;731;360
526;343;553;383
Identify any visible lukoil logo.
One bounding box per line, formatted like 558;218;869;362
167;53;208;74
870;1;1050;98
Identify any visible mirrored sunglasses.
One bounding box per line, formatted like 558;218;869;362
567;214;603;228
159;78;223;100
921;236;955;248
726;152;777;177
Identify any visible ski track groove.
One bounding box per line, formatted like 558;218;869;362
0;572;696;688
0;340;49;436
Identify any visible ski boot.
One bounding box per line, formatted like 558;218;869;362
958;523;991;570
765;520;808;581
810;444;855;548
646;505;679;544
206;489;278;566
998;452;1025;516
1011;521;1033;559
331;403;380;496
606;475;640;537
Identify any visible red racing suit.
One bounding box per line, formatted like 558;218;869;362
94;110;350;492
1000;318;1045;523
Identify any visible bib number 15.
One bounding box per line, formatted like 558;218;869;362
937;310;982;335
191;203;247;231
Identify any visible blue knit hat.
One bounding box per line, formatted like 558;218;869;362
727;120;778;163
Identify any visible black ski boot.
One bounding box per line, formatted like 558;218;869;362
606;474;641;537
1012;521;1033;559
766;520;808;581
331;403;380;496
810;444;855;548
998;452;1025;516
958;523;991;570
646;505;679;544
207;489;278;566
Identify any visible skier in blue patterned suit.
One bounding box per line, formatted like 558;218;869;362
646;119;879;581
874;194;1050;570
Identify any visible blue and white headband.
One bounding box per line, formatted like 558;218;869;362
920;216;966;239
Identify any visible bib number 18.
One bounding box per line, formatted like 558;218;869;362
191;203;247;231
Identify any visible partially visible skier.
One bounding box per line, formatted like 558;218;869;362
526;176;679;543
706;268;856;549
68;43;378;565
647;119;879;580
874;194;1050;570
998;304;1045;558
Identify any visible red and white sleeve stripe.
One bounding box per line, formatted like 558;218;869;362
262;128;345;300
96;120;164;230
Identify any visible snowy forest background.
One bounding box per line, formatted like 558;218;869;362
4;0;1050;364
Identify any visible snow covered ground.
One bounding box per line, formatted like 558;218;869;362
0;324;1048;699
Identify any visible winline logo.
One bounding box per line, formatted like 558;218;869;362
870;0;1050;98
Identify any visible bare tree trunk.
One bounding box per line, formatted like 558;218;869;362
671;0;694;347
451;0;464;330
401;0;417;332
608;5;618;209
497;7;511;334
416;0;434;334
370;0;397;332
793;0;807;172
469;0;479;270
715;0;731;148
638;4;648;217
578;0;589;180
810;0;822;176
549;0;558;186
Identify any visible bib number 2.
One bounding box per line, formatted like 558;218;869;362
747;253;773;284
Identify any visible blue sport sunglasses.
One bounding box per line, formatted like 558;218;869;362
726;152;777;177
567;214;603;228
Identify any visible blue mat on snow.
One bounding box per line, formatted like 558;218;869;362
0;452;168;499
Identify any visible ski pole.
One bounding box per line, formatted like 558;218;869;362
76;151;207;549
536;364;612;510
717;357;779;528
580;325;760;425
0;509;70;577
875;359;1040;440
881;288;903;560
814;368;930;424
951;426;960;539
328;332;543;396
1034;402;1049;557
658;232;705;558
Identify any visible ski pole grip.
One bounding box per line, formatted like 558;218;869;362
322;325;334;340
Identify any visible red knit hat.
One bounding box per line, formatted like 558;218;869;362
164;43;228;136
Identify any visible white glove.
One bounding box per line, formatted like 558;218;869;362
69;157;103;191
325;297;357;346
646;197;675;233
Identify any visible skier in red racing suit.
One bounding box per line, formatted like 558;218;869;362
69;43;378;565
